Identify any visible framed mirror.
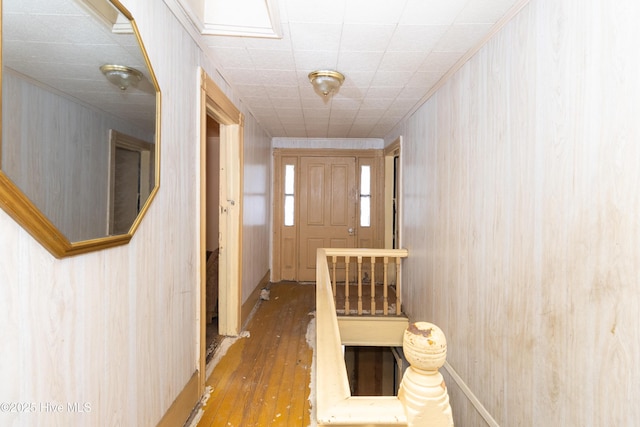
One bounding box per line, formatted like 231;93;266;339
0;0;161;257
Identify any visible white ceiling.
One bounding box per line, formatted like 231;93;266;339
192;0;528;138
2;0;528;140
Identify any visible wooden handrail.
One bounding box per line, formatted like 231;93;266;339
316;248;408;425
316;248;454;427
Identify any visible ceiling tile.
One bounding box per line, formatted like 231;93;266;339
300;95;331;109
386;24;449;52
270;97;303;109
389;98;421;111
253;69;299;85
343;0;408;24
337;51;384;72
406;71;442;88
370;70;414;87
284;0;346;24
399;0;469;25
456;0;521;23
277;108;306;120
328;125;354;137
397;85;429;100
289;22;343;51
249;48;296;70
305;108;331;119
378;51;428;73
284;127;309;137
359;97;394;109
419;51;464;72
235;84;271;97
364;86;403;99
355;109;386;120
329;114;357;125
334;85;367;99
265;85;301;98
330;97;362;110
340;24;396;52
339;71;375;89
293;50;340;72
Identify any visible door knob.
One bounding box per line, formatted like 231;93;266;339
348;227;355;235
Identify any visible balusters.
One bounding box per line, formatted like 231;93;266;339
326;251;403;317
331;255;337;299
383;256;389;315
357;256;363;315
396;256;402;315
344;256;350;315
370;256;376;315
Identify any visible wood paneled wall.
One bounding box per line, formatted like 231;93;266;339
0;0;271;426
241;109;271;305
385;0;640;425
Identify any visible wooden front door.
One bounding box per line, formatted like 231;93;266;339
298;156;357;281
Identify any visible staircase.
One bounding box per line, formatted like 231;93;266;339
315;248;454;426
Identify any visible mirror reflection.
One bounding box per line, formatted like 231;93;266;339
1;0;159;244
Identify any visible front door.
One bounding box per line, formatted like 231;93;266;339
298;156;357;281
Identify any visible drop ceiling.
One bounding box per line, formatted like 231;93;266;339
177;0;529;139
3;0;528;140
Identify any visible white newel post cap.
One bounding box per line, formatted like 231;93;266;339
403;322;447;372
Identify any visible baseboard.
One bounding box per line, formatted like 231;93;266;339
241;270;270;328
442;361;500;427
156;371;200;427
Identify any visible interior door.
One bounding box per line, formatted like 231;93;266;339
298;156;357;281
112;147;141;235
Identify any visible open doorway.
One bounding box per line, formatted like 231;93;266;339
199;69;244;392
204;116;223;363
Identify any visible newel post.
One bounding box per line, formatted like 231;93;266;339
398;322;454;427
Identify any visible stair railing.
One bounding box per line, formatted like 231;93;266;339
316;248;454;426
325;248;408;316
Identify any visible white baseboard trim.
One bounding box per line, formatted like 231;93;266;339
443;361;500;427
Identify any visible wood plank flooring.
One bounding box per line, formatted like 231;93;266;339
197;282;315;427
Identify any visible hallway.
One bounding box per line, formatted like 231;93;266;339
196;282;316;426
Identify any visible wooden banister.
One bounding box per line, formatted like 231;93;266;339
316;248;454;427
325;248;408;316
399;322;454;427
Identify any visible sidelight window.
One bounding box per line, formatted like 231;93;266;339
360;165;371;227
284;164;295;226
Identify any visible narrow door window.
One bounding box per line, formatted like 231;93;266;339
360;165;371;227
284;164;295;226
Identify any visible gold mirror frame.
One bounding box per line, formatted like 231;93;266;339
0;0;161;258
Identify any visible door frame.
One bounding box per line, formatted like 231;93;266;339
199;69;244;391
384;136;402;249
106;129;154;235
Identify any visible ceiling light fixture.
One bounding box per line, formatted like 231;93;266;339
308;70;345;97
100;64;143;91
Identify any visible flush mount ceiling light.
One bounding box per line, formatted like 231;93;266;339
308;70;345;97
100;64;143;91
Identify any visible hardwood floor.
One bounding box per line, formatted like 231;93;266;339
196;282;315;427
